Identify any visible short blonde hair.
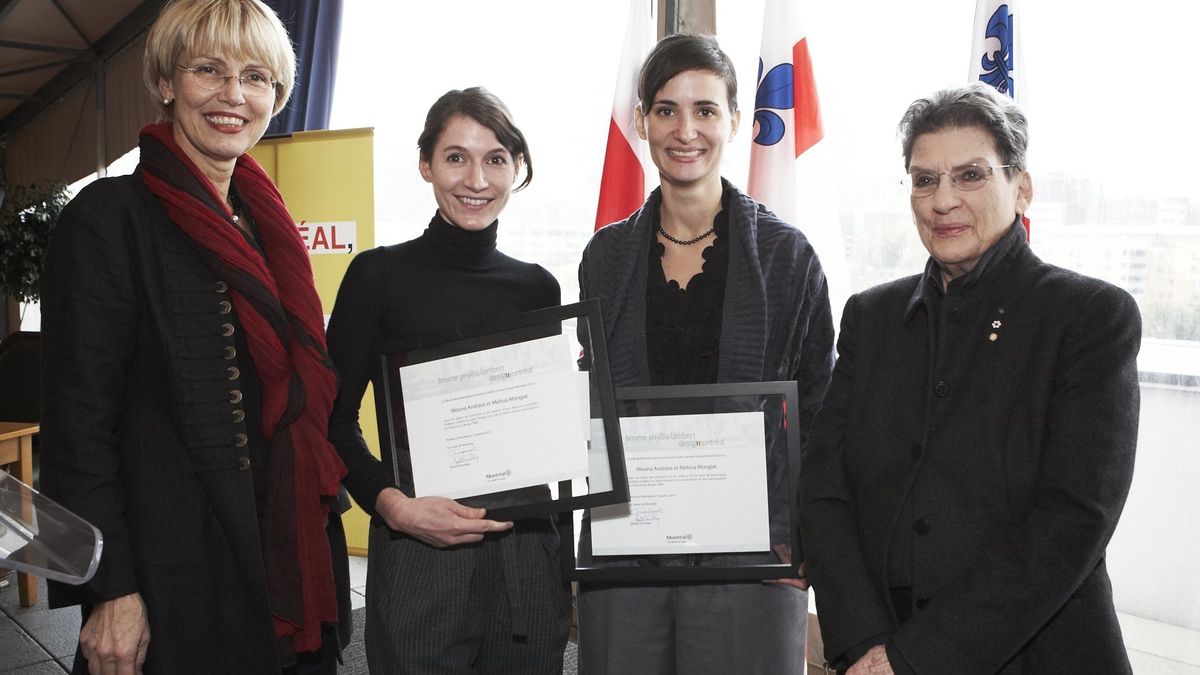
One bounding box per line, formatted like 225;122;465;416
143;0;296;119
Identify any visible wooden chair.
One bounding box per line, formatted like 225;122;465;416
0;330;40;606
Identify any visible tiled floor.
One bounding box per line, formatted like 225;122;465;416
0;573;80;673
1123;612;1200;674
348;554;367;612
3;560;1198;673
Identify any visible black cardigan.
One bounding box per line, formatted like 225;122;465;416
578;180;835;549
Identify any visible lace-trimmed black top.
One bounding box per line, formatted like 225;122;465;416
645;192;732;386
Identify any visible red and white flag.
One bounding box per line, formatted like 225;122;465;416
747;0;822;225
593;0;655;231
747;0;847;314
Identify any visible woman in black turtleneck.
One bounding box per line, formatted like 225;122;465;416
326;88;568;674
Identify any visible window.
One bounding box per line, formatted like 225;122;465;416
330;2;630;301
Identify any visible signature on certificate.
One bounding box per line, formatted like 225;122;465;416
633;505;663;523
448;443;479;467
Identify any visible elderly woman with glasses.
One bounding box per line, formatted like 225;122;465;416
799;83;1140;674
40;1;350;673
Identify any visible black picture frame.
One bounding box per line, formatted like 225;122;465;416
564;381;802;582
377;299;628;522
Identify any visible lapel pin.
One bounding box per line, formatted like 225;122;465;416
988;308;1005;343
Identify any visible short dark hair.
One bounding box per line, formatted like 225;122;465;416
638;33;738;114
898;82;1028;176
417;87;533;191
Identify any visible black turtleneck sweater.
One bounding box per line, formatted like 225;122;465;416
326;213;561;516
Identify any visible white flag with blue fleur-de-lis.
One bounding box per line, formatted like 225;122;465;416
969;0;1020;102
970;0;1030;237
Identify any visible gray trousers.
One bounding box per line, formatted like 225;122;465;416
365;522;571;674
578;582;808;674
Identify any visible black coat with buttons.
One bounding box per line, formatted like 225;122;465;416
800;223;1140;674
40;173;347;673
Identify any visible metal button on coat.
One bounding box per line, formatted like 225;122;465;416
223;346;236;360
226;366;239;380
934;381;950;397
236;456;250;470
229;389;243;404
218;300;232;315
232;409;245;423
221;323;235;337
215;281;229;293
913;518;931;536
234;433;248;448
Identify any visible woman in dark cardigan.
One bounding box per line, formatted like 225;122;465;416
39;1;349;672
576;34;835;674
326;87;570;674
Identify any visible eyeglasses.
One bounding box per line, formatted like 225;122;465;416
176;64;277;96
902;163;1012;197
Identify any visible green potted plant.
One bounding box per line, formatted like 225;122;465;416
0;182;70;331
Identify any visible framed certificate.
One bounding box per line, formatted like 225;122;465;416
565;381;802;582
378;300;628;521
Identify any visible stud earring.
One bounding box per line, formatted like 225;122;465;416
162;98;173;105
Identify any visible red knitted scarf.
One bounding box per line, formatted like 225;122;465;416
138;122;345;657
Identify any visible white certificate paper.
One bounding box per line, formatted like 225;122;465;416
590;411;769;555
399;333;588;499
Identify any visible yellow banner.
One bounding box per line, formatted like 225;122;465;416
250;128;375;554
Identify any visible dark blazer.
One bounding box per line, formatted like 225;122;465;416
40;174;348;674
800;224;1140;674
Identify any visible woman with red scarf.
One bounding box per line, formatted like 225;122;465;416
39;1;349;673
